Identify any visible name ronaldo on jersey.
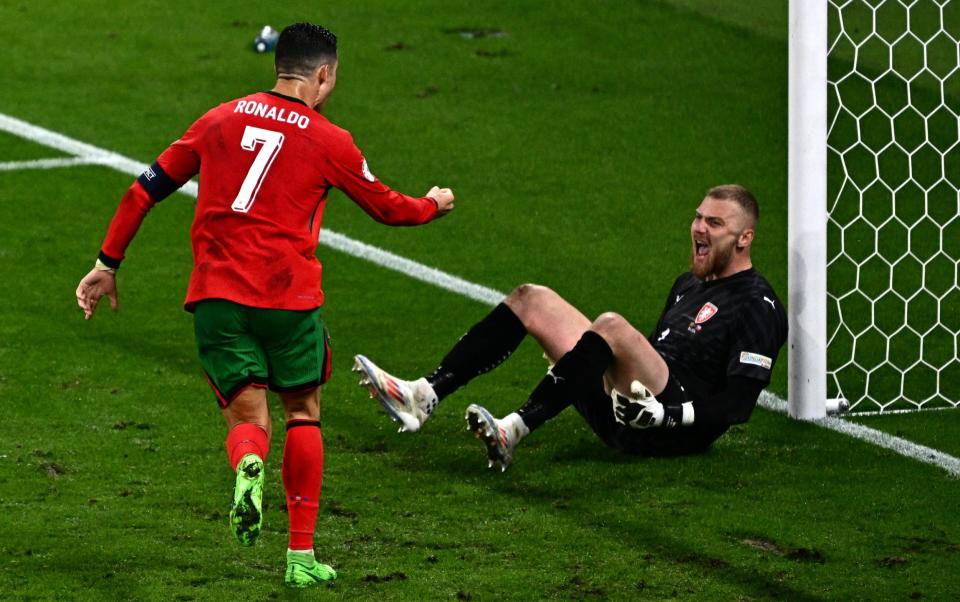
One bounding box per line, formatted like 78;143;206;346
234;100;311;129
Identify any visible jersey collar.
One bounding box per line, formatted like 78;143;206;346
263;90;308;107
700;267;756;287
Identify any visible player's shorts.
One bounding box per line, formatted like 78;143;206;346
573;372;727;456
193;299;332;408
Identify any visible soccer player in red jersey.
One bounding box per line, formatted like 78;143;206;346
75;23;454;587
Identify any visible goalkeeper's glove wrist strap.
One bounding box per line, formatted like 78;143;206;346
662;401;695;428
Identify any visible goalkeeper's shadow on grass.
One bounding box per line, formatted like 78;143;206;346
383;431;831;601
573;509;830;602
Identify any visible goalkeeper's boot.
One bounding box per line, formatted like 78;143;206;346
230;454;264;546
353;354;438;432
465;404;522;472
285;550;337;588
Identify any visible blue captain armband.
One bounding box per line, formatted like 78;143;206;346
137;162;180;202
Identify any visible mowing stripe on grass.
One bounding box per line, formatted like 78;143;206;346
2;110;957;477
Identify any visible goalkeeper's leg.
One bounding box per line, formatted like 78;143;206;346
393;284;593;413
588;312;685;408
465;329;614;470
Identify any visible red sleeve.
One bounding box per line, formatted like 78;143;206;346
326;131;438;225
99;182;156;265
99;117;204;266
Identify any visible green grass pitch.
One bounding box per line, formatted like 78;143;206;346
1;1;959;599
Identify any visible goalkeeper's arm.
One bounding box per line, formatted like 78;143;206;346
612;375;766;429
691;375;767;426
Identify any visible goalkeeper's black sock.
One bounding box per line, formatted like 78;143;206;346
517;331;613;432
426;303;527;401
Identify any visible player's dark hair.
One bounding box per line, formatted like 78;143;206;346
275;22;338;77
707;184;759;228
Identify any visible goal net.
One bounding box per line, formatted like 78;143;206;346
806;0;960;415
826;0;959;414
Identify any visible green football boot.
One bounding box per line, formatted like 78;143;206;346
230;454;264;546
285;550;337;588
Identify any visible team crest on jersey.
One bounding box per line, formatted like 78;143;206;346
361;159;376;182
695;302;718;324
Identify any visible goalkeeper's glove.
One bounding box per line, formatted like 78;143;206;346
611;380;694;429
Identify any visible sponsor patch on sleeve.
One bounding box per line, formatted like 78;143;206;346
740;351;772;370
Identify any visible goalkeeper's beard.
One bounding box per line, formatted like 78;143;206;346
689;239;734;280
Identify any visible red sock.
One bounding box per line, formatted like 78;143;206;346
225;423;270;470
282;420;323;550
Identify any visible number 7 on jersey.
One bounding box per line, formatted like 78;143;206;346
231;125;285;213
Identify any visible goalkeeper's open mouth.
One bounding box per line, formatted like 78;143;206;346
694;240;709;258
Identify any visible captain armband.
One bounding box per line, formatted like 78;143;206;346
137;162;180;202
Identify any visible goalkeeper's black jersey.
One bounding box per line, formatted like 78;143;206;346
649;268;787;403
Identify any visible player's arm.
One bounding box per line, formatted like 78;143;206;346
76;128;201;320
687;293;786;426
616;297;785;429
612;375;766;429
327;134;454;225
688;375;767;425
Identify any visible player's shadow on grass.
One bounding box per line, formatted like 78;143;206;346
101;332;198;379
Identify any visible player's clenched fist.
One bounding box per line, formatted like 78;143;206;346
611;383;662;429
426;186;455;215
612;380;694;429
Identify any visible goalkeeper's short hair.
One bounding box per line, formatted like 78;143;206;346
275;22;338;77
706;184;759;229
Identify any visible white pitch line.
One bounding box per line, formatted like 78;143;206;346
0;157;113;171
2;110;958;477
321;231;504;306
759;392;960;477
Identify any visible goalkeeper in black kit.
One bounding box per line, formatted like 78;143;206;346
354;185;788;470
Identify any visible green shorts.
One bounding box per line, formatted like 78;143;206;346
193;299;331;407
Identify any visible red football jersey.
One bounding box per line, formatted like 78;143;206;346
100;91;438;310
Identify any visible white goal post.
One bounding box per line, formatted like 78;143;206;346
789;0;960;417
789;1;829;419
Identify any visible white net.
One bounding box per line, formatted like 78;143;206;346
827;0;960;413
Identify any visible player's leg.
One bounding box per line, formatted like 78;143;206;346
463;285;594;469
194;299;272;546
590;312;688;409
590;312;669;394
431;283;590;395
466;327;609;471
356;283;590;432
250;306;336;586
278;386;336;586
222;387;270;546
222;387;272;461
516;311;672;431
505;283;592;362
